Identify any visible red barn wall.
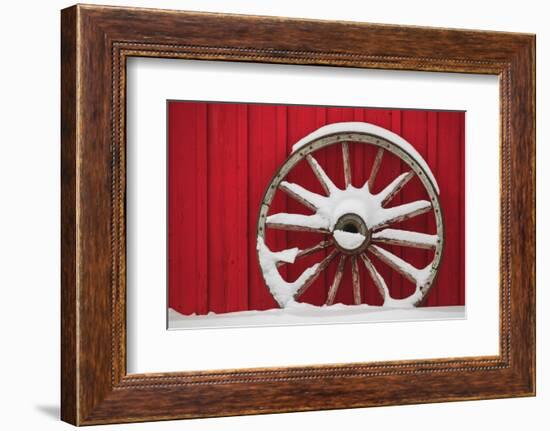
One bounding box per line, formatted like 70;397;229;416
168;101;465;315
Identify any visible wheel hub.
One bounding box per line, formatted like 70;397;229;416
333;213;371;255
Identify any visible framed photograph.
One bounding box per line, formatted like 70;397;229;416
61;4;535;425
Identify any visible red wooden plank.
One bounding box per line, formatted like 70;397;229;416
362;108;393;306
350;108;371;305
325;107;356;305
351;108;367;190
436;112;461;306
195;105;208;314
426;111;439;306
168;102;208;315
388;110;405;299
285;105;329;306
459;111;466;306
248;104;286;311
207;103;249;313
167;103;180;312
401;110;431;304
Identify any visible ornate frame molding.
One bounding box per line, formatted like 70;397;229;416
61;5;535;425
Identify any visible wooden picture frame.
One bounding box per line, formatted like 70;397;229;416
61;4;535;425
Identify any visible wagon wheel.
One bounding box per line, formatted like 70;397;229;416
256;122;444;308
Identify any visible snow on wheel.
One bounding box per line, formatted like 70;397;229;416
256;122;444;309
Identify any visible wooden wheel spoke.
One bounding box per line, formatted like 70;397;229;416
377;170;414;206
367;147;384;189
374;200;431;229
326;254;347;305
276;240;334;267
369;245;426;285
295;249;338;299
372;228;438;249
351;255;361;305
306;154;337;195
266;212;330;233
279;181;325;211
342;141;351;188
359;253;388;301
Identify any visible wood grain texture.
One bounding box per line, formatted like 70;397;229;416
60;4;535;425
60;6;77;424
168;102;208;314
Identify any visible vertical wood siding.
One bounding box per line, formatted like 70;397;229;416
168;102;465;314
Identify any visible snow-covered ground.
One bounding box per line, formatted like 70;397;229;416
168;303;465;330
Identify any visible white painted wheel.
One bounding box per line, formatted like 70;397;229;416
256;122;444;308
